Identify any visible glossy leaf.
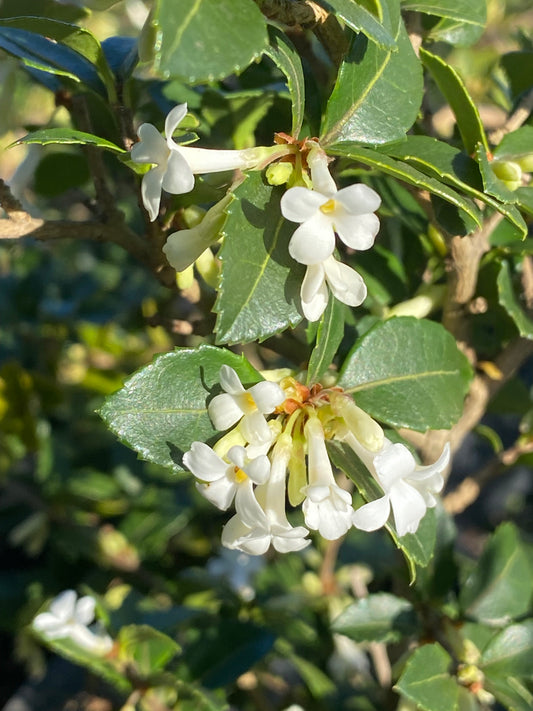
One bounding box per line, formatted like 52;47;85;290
395;643;459;711
118;624;180;678
403;0;486;46
497;260;533;339
493;126;533;160
99;346;262;472
263;26;305;138
338;317;473;431
307;296;345;386
214;172;304;345
321;0;422;145
329;143;482;232
420;47;488;155
484;672;533;711
152;0;267;84
476;144;518;204
327;440;437;581
480;620;533;679
332;593;419;643
316;0;397;49
459;522;533;625
14;128;125;153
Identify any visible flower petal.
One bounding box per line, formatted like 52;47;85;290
162;149;195;195
406;443;450;483
244;454;271;485
165;103;188;144
221;514;251;549
132;123;168;165
235;481;268;528
247;381;284;414
389;479;427;536
301;263;328;321
334;212;380;251
289;216;336;265
49;589;76;621
208;392;243;430
336;184;381;215
33;612;63;634
69;625;113;655
280;187;328;223
374;442;417;491
141;166;165;222
183;441;228;482
307;145;337;196
323;257;367;307
352;495;391;531
196;477;236;510
240;410;272;446
219;365;245;396
272;529;310;553
74;596;96;626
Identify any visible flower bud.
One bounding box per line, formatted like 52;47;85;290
491;159;522;190
265;161;294;186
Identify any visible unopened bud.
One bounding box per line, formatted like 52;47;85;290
492;159;522;190
265;161;294;186
516;153;533;172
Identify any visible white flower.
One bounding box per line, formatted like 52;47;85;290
208;365;285;446
349;437;450;537
280;182;381;265
301;417;354;540
33;590;112;655
131;103;264;221
183;442;270;510
300;254;368;321
222;435;310;555
207;548;264;601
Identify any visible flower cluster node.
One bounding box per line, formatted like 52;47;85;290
183;366;449;554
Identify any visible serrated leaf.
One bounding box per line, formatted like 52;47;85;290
100;346;262;472
307;296;345;385
0;26;105;93
119;624;180;678
476;143;518;204
0;17;115;97
263;26;305;138
337;317;473;431
316;0;397;49
152;0;267;84
332;592;419;643
330;143;483;232
214;172;304;345
14;128;124;152
395;643;459;711
321;0;422;145
382;135;529;236
497;260;533;339
459;523;533;625
403;0;486;46
420;47;488;156
327;440;437;581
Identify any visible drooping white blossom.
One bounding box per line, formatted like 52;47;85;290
301;416;354;540
300;254;368;321
208;365;285;446
221;435;310;555
131;103;268;221
33;590;113;655
348;434;450;536
183;442;270;511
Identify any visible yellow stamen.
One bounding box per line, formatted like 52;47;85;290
319;198;336;214
234;466;248;483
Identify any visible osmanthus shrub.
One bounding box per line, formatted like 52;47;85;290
2;0;533;710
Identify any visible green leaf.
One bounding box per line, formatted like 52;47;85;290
263;26;305;138
0;17;116;98
497;260;533;339
484;672;533;711
34;152;90;197
480;620;533;679
337;317;473;431
395;643;459;711
476;143;518;204
119;625;180;678
307;296;345;385
501;51;533;101
515;186;533;217
100;346;262;472
381;135;528;237
459;523;533;625
327;440;437;581
0;0;87;22
152;0;267;84
329;143;483;233
214;172;304;345
403;0;486;46
420;47;488;155
321;0;422;145
316;0;397;49
0;26;105;94
332;592;419;643
14;128;125;153
494;126;533;160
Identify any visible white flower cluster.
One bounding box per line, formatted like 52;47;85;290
131;107;381;322
33;590;113;655
183;366;449;555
